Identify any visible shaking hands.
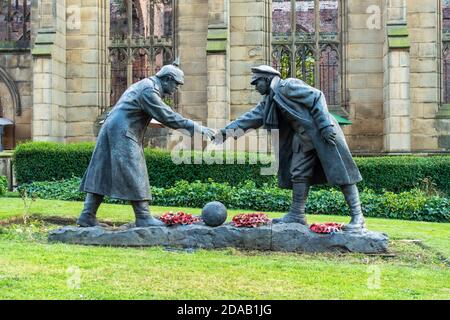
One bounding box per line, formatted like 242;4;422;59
200;126;216;141
199;127;228;145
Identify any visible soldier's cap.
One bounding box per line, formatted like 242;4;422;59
250;65;281;85
156;61;185;85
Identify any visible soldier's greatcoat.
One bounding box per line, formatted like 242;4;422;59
224;77;362;189
80;76;201;200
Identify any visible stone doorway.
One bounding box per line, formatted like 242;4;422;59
0;69;17;150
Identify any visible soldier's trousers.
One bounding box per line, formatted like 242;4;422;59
290;149;318;183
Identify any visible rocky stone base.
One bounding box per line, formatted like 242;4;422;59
48;223;389;254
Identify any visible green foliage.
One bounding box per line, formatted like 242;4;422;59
17;177;126;204
152;180;292;212
13;142;94;183
0;176;7;196
13;142;450;194
280;53;291;79
355;156;450;195
19;178;450;223
18;177;85;202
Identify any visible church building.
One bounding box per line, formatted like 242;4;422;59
0;0;449;153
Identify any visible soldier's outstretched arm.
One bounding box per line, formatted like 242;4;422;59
140;88;213;138
214;101;265;142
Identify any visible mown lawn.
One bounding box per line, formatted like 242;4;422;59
0;197;449;300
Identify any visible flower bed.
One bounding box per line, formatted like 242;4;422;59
232;213;270;228
310;223;344;234
159;212;200;226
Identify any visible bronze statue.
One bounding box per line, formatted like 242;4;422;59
215;65;365;231
77;62;214;227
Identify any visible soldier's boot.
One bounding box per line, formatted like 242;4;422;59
273;182;309;225
76;193;104;227
132;201;165;227
341;184;366;232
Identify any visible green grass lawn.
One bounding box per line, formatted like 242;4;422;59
0;197;449;300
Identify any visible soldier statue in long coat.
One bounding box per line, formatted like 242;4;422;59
77;62;214;227
215;65;365;231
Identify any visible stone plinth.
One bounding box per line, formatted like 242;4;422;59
48;223;389;254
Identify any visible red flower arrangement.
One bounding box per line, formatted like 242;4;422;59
232;213;270;228
310;222;344;234
159;211;200;226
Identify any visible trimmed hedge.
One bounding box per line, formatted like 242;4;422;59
14;142;94;184
355;156;450;196
18;178;450;223
13;142;274;188
0;176;7;196
13;141;450;194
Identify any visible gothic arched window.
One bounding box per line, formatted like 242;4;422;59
0;0;31;48
109;0;175;107
271;0;342;106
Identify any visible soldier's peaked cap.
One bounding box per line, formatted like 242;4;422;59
250;65;281;84
156;60;184;85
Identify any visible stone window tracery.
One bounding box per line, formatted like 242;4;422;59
109;0;175;106
271;0;341;106
0;0;31;48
